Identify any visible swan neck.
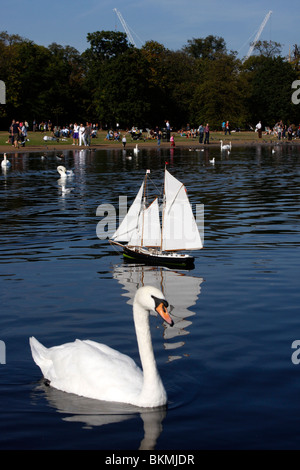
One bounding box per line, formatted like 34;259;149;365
133;304;157;376
133;303;165;405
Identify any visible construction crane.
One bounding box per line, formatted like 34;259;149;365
113;8;136;47
243;10;272;62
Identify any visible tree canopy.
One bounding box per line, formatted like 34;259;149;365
0;30;299;130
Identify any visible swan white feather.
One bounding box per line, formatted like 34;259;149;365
57;165;74;178
220;140;232;151
30;285;173;408
1;153;11;168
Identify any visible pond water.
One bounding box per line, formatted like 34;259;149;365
0;143;300;450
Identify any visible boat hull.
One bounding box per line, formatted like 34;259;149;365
123;246;195;269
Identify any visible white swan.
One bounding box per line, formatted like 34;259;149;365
209;157;215;164
1;153;11;168
220;140;232;151
29;285;173;408
57;165;74;178
133;144;139;155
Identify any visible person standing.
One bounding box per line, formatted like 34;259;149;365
256;121;262;138
84;122;91;146
11;119;20;148
20;122;27;147
72;122;79;145
204;123;210;144
79;123;85;146
225;121;231;135
122;135;126;148
157;130;162;146
170;134;175;147
165;120;170;142
198;124;204;143
277;124;282;140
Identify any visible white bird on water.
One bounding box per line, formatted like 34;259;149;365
57;165;74;178
209;157;215;164
133;144;139;155
29;285;174;408
1;153;11;168
220;140;232;151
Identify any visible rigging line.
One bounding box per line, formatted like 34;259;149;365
127;24;144;46
146;174;163;199
238;29;257;54
165;184;185;215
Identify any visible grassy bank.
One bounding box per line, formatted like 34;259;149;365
0;129;298;151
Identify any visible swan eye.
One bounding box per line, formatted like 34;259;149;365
151;295;169;309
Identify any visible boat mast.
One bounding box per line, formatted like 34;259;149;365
141;170;149;247
160;165;167;251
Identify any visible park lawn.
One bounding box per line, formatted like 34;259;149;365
0;129;278;149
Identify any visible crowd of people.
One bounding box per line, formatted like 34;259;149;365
7;118;300;149
37;120;98;146
263;121;300;141
7;119;29;148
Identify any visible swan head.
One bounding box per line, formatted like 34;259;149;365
57;165;66;177
134;286;173;326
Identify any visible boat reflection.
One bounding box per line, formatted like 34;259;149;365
112;263;204;361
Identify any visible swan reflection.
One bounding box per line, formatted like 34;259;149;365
33;381;166;450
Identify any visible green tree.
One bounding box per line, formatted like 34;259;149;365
94;48;151;127
85;30;132;61
0;32;24;119
242;55;298;126
83;30;134;123
44;43;85;123
163;50;199;128
191;52;247;129
183;35;227;60
252;40;282;58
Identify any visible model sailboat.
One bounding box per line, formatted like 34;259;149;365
109;167;203;268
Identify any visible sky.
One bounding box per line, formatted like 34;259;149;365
1;0;299;59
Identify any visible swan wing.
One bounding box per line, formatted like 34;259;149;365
30;337;143;404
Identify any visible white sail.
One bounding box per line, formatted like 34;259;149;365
111;181;144;242
128;198;161;247
162;169;203;251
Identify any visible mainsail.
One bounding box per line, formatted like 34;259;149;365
162;169;203;251
128;198;161;247
111;181;144;243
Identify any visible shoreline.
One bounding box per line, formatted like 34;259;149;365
1;138;299;154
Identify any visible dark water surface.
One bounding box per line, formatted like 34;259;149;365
0;144;300;450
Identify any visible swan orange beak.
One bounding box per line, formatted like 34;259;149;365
155;302;174;327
